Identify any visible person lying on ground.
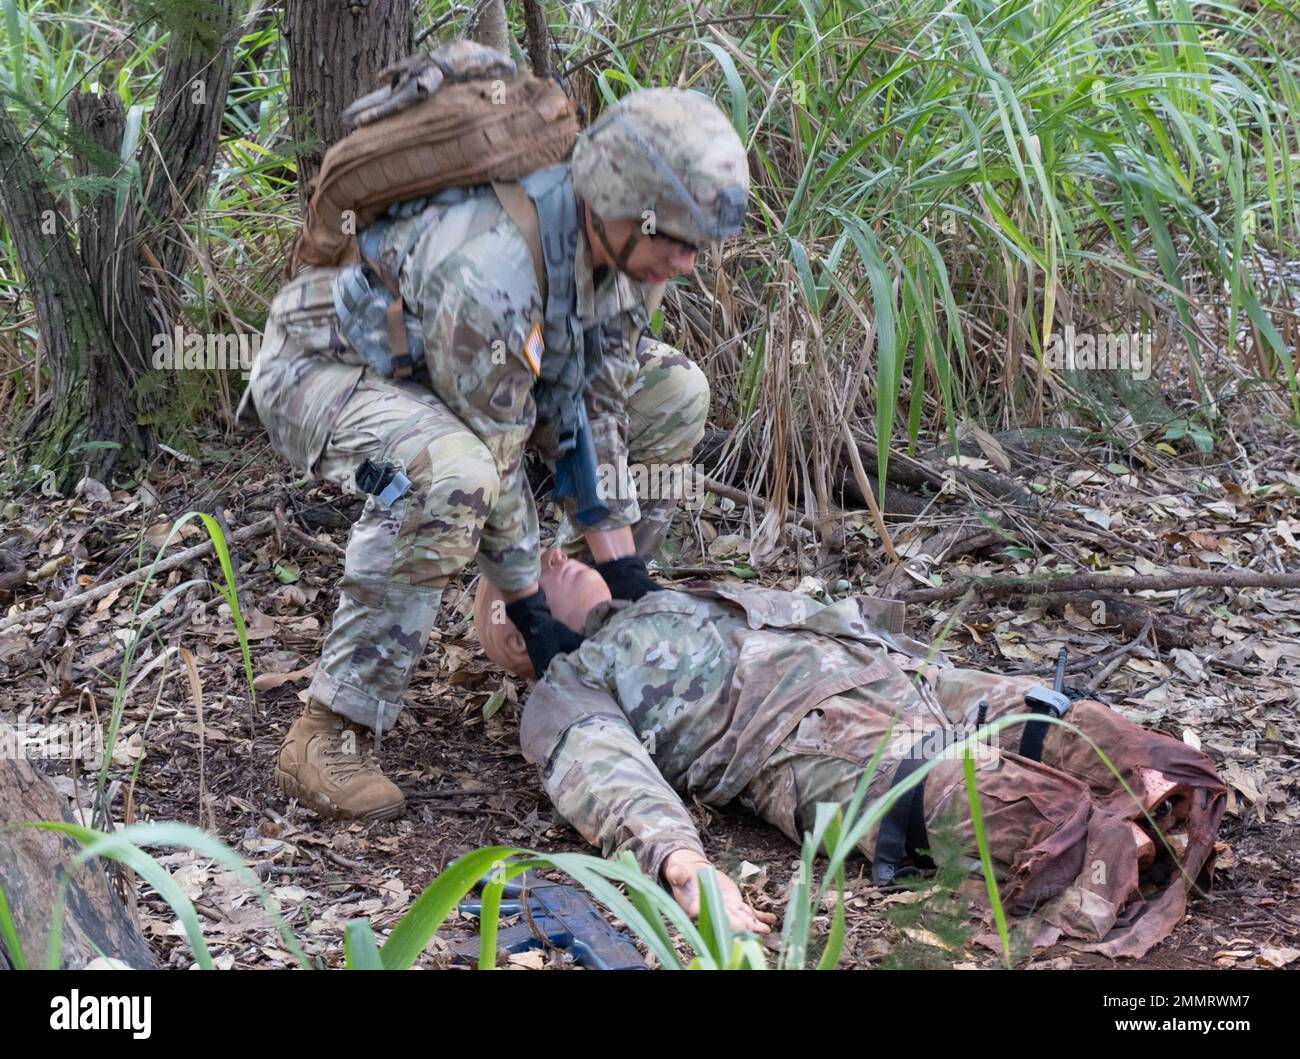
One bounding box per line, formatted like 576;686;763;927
474;549;1227;958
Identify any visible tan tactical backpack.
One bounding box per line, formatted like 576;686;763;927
288;41;580;275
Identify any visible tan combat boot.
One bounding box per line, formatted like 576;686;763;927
275;698;405;821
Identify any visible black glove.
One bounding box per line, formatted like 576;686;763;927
504;589;585;677
595;555;661;602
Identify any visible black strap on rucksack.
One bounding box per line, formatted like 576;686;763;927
872;757;934;886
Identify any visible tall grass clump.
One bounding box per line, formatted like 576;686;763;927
558;0;1300;504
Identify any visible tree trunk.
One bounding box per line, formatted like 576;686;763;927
285;0;414;200
0;2;242;494
523;0;551;77
0;102;142;492
0;726;155;969
68;91;155;393
139;2;243;287
468;0;510;54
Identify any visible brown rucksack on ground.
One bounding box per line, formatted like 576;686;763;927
288;40;579;276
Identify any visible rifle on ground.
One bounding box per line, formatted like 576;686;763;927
454;870;646;970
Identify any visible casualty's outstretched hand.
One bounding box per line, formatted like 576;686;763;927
662;848;777;935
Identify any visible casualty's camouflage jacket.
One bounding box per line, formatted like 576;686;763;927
519;583;949;878
519;583;1228;960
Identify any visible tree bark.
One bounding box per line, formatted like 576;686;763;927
68;91;155;389
0;102;142;491
285;0;414;200
139;2;242;287
0;727;156;969
468;0;510;54
1;2;243;493
522;0;551;77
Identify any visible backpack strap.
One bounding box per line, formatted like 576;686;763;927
357;230;420;381
492;180;548;305
872;757;934;886
497;179;669;360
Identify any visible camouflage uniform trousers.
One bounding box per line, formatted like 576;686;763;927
736;659;1079;855
736;680;1091;893
252;333;708;735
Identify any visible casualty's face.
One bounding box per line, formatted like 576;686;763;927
473;549;612;679
538;548;612;631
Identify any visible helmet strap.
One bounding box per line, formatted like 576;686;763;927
583;201;641;275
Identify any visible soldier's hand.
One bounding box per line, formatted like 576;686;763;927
504;589;586;677
595;554;661;601
662;849;777;935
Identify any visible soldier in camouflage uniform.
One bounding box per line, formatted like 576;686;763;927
245;89;748;821
478;553;1226;951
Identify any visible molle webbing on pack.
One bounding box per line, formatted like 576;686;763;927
330;163;593;408
331;261;424;381
331;186;492;382
290;59;578;274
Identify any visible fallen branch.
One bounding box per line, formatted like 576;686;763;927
0;514;278;634
896;567;1300;604
1086;618;1155;693
865;435;1039;512
276;502;345;557
695;429;935;518
698;475;823;533
35;568;85;653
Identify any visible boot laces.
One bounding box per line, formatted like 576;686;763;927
320;724;380;781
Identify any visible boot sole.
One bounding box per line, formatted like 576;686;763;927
275;768;405;823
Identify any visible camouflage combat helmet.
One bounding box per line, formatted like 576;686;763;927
571;88;749;267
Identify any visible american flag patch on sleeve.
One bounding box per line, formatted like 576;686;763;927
522;321;544;377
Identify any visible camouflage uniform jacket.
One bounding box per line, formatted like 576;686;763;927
519;584;943;878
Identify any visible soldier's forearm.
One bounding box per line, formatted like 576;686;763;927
584;526;636;563
476;465;542;592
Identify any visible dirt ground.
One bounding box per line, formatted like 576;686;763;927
3;421;1299;970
